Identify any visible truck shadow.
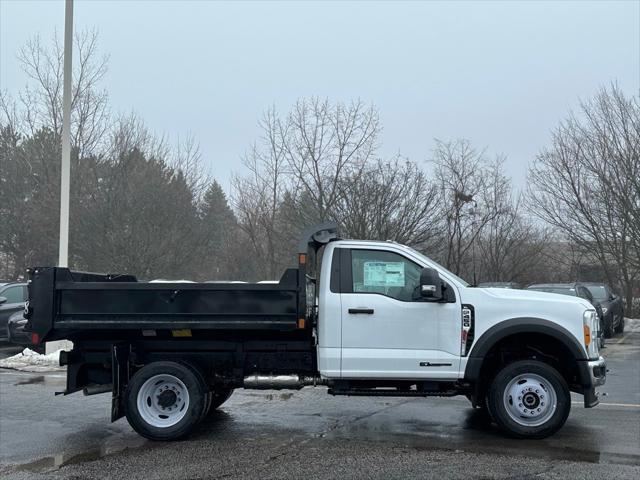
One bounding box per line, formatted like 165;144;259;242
191;410;235;438
460;408;604;464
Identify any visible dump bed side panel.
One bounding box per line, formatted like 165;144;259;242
28;267;302;342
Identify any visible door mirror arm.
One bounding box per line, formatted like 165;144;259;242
441;283;456;303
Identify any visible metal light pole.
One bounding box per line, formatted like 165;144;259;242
58;0;73;267
49;0;74;355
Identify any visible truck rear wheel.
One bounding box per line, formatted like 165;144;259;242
487;360;570;439
124;361;207;441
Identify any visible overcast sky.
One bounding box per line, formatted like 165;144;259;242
2;0;638;192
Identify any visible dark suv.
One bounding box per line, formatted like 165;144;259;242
526;282;606;347
583;283;625;337
0;282;28;341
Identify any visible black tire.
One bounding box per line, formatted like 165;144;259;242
485;390;498;423
124;361;207;441
209;388;234;411
178;361;213;421
487;360;570;439
603;314;614;338
614;316;625;334
470;392;496;423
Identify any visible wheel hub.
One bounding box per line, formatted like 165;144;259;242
503;373;557;427
157;389;177;409
136;374;190;428
522;392;540;409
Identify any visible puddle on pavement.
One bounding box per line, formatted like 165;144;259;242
15;436;149;473
17;452;103;473
14;375;46;385
12;373;65;387
322;407;640;467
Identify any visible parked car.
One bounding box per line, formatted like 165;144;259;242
477;282;521;289
0;282;28;341
526;283;606;347
7;311;44;352
583;283;625;336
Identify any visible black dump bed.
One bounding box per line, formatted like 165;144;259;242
28;268;302;342
26;222;339;343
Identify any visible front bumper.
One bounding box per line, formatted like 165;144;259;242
581;356;606;408
588;356;607;387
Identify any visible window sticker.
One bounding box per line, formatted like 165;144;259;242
363;261;405;287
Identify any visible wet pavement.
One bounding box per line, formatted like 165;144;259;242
0;334;639;479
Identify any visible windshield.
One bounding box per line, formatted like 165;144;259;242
406;247;470;287
528;287;576;296
585;286;608;301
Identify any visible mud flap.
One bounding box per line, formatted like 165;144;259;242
111;343;129;422
583;386;600;408
56;350;83;396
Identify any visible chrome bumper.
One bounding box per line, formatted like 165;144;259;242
588;356;606;387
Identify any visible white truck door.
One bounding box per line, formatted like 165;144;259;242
340;247;461;379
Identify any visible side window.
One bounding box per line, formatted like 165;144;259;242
1;286;25;304
350;249;422;302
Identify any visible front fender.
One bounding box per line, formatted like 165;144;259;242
463;317;588;382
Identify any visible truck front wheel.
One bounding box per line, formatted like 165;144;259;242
124;361;207;441
487;360;570;439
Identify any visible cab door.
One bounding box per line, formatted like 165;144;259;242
339;248;460;379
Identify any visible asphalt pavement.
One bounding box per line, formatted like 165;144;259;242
0;333;639;479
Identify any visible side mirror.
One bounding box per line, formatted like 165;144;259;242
420;268;443;301
0;296;7;305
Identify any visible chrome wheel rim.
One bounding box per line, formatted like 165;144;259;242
137;374;189;428
503;373;557;427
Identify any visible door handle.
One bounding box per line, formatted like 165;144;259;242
348;308;374;314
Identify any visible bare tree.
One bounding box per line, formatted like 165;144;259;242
431;139;509;279
283;98;380;222
476;196;551;285
528;84;639;309
108;112;169;160
333;157;441;247
232;100;381;278
231;108;292;279
8;29;109;157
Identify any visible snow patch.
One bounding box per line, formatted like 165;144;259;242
625;318;640;333
0;348;65;372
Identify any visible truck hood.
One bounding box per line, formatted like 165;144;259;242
457;287;592;347
474;287;593;310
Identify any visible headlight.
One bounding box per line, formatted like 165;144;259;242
583;310;599;358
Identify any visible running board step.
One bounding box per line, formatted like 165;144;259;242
328;389;458;397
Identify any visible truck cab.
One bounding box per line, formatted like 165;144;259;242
316;239;603;382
